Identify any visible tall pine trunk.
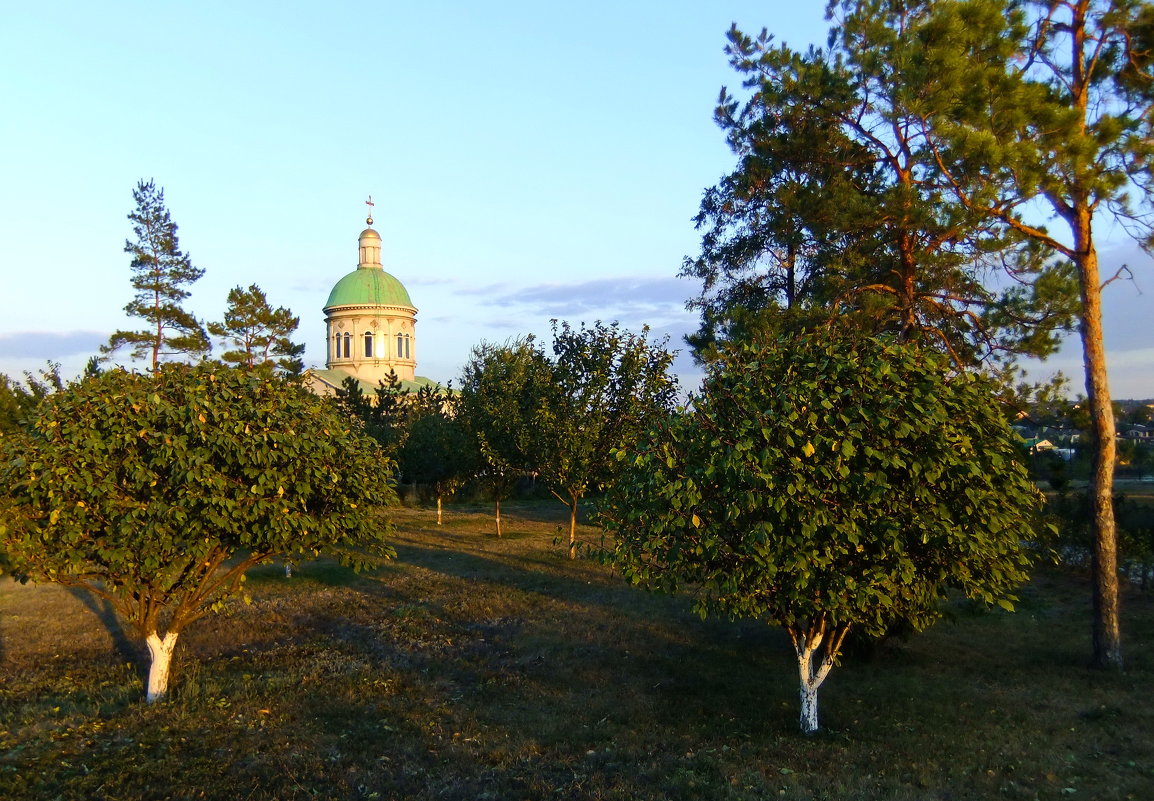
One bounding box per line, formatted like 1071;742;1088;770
1066;2;1122;668
1073;213;1122;670
152;285;162;371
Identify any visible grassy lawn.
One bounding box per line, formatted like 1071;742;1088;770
1;501;1152;800
1113;479;1154;500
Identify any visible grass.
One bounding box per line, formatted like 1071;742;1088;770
1;501;1152;800
1113;479;1154;501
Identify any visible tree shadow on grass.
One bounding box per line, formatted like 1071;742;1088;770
385;538;697;625
66;586;144;680
342;539;797;733
225;548;804;801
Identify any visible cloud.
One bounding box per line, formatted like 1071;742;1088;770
501;276;692;308
434;275;703;363
405;276;460;287
451;276;697;324
454;282;513;297
0;330;107;359
288;277;336;293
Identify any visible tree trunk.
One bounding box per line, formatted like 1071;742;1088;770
799;676;820;736
792;621;842;736
144;630;180;703
152;287;162;371
1074;217;1122;670
568;495;578;560
494;497;502;538
795;639;828;735
785;242;797;308
437;493;443;526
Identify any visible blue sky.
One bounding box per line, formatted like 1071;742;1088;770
2;1;1151;398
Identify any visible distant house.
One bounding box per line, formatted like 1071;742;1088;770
1022;437;1055;454
1122;425;1151;441
1038;425;1080;445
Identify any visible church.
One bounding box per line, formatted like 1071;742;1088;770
304;205;439;397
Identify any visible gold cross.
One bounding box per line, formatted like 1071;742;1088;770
365;195;375;225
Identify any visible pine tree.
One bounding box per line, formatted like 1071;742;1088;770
684;9;1078;368
101;180;209;369
208;284;305;376
916;0;1153;670
334;371;412;456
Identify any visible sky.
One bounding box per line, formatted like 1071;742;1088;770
1;1;1151;399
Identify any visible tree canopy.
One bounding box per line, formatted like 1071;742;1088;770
603;328;1040;734
0;363;63;434
683;4;1077;366
457;337;553;537
102;180;210;368
0;362;398;702
536;320;680;558
452;324;679;548
335;371;413;458
399;384;478;524
208;283;305;376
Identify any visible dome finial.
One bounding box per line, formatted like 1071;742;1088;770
365;194;375;226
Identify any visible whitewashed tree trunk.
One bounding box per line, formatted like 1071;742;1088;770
795;627;837;736
145;630;180;703
799;677;820;735
437;495;443;525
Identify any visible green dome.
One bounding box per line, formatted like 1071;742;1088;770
325;268;413;309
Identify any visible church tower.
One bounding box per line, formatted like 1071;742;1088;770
306;201;436;397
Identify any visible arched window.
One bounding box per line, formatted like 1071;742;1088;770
396;333;404;358
332;333;339;360
404;334;411;360
364;331;373;357
342;332;351;359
